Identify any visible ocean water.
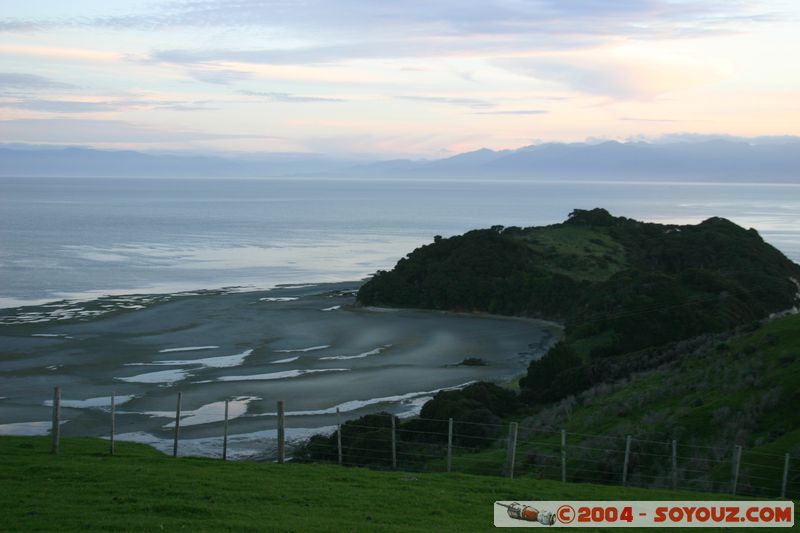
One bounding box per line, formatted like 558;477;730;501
1;177;798;308
1;176;799;457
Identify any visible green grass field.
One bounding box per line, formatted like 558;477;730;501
1;436;794;532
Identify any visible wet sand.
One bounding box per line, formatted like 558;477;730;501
0;282;560;458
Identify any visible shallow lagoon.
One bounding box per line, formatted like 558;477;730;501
0;282;559;458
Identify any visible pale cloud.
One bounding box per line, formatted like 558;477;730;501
495;47;722;99
149;45;392;66
0;43;122;62
473;109;549;115
2;99;122;113
155;103;218;111
146;39;544;66
0;72;74;91
186;67;252;85
238;90;344;103
0;97;218;113
0;20;34;32
645;133;800;145
3;1;783;42
395;95;495;109
0;118;267;143
298;131;464;159
215;62;393;85
620;117;683;123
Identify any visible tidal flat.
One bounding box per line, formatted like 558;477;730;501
0;282;560;458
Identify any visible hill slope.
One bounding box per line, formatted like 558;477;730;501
526;313;800;495
405;314;800;498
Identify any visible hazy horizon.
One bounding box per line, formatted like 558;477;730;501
3;132;800;161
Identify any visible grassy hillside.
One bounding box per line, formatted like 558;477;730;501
0;436;785;532
519;223;628;282
520;313;800;494
396;314;800;499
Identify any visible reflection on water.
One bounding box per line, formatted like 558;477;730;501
126;349;254;369
118;368;192;385
143;396;260;428
0;282;560;458
213;368;350;382
1;177;798;308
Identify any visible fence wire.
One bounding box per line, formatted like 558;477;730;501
31;388;800;500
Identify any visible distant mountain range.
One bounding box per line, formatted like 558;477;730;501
351;140;800;182
0;146;359;179
1;140;799;182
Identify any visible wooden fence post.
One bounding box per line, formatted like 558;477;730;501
336;407;343;465
172;392;182;458
505;422;518;479
446;418;453;473
622;435;632;486
561;429;567;482
110;391;115;456
277;400;285;463
390;416;397;469
222;399;229;461
732;445;742;495
781;453;790;499
51;386;61;455
671;439;678;490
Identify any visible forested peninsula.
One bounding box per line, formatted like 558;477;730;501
357;208;800;402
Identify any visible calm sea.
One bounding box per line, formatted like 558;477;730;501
1;177;799;307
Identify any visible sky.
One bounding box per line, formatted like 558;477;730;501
0;0;799;158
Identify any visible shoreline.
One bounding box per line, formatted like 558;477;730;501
0;280;363;326
0;282;559;459
0;278;369;312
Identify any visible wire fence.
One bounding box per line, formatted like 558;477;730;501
34;386;799;501
307;415;799;500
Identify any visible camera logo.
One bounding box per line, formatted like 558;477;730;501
496;502;556;526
